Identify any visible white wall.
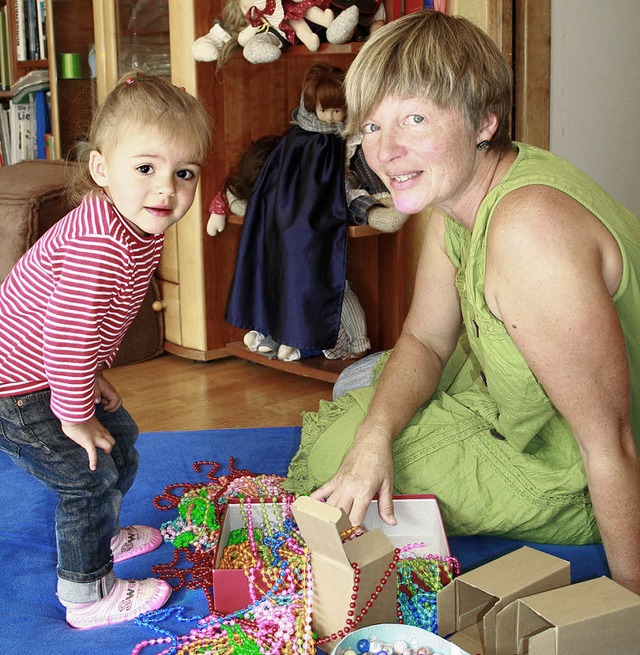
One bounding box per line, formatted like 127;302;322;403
550;0;640;217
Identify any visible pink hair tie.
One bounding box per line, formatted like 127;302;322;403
125;77;135;85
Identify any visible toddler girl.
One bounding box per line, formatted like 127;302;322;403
0;72;211;629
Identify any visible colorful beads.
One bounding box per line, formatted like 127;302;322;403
137;459;461;655
340;524;366;542
339;635;441;655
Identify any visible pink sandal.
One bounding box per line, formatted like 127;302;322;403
66;577;171;629
111;525;163;563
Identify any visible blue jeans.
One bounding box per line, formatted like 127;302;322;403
0;389;139;603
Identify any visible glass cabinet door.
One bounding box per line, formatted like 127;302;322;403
116;0;170;77
92;0;170;104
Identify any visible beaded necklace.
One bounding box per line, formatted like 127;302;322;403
136;460;461;655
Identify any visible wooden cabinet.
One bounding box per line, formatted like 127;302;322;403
163;1;408;380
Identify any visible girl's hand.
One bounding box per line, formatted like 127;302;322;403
61;417;116;471
94;371;122;412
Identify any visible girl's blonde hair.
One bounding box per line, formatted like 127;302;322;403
344;10;513;153
68;71;212;204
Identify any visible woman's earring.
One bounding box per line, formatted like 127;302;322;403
477;140;491;152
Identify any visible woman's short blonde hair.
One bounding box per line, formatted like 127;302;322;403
344;10;513;153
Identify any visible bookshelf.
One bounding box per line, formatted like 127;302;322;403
0;0;95;163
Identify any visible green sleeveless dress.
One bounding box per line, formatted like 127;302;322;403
285;143;640;545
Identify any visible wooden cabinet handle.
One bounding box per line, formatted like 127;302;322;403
152;300;167;312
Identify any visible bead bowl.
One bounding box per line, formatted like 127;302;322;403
329;623;470;655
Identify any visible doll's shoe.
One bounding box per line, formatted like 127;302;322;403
111;525;163;564
192;23;231;62
277;345;301;362
243;330;265;351
66;577;171;629
243;33;282;64
257;335;280;359
326;5;359;44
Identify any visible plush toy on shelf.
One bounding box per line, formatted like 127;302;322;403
221;63;408;362
193;0;359;66
330;0;386;41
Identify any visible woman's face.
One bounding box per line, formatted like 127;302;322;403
360;95;478;216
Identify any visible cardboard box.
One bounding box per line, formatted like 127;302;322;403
292;494;450;651
211;494;450;645
212;498;291;614
495;576;640;655
437;546;571;655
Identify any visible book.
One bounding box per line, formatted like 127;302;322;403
25;0;39;60
0;7;11;90
0;107;11;165
32;88;49;158
14;0;26;62
11;68;48;100
36;0;46;60
9;93;34;163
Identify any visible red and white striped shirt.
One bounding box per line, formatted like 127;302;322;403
0;194;164;422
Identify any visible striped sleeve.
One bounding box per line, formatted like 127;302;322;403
44;234;134;422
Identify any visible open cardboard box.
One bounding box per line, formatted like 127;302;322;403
292;494;450;652
437;546;571;655
211;497;293;614
211;494;450;648
495;576;640;654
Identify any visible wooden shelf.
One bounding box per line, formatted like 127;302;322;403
227;214;382;238
226;340;356;383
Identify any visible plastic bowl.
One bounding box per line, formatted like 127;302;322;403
329;623;470;655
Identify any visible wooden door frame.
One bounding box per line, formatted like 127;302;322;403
485;0;551;149
513;0;551;148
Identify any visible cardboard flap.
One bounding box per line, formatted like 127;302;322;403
461;547;569;599
511;577;640;653
291;496;352;568
437;577;498;637
525;627;557;655
520;576;640;624
458;583;499;628
496;600;555;655
345;528;396;566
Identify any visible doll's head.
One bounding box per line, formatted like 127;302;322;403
226;134;282;201
68;72;212;205
302;63;346;124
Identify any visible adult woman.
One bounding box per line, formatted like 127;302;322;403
284;10;640;595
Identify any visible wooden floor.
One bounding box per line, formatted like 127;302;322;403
103;352;334;433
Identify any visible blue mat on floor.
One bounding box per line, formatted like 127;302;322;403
0;427;609;654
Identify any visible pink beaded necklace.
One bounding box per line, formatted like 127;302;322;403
134;461;461;655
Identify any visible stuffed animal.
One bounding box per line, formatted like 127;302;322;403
193;0;359;66
330;0;386;41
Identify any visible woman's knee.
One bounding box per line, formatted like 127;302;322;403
333;351;384;400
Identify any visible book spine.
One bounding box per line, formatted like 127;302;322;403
14;0;26;62
25;0;38;60
33;88;49;158
0;108;11;165
0;8;9;90
36;0;46;60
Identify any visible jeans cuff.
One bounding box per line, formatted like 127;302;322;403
57;570;116;605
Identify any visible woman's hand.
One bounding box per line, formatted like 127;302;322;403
311;429;396;526
94;371;122;412
61;416;116;471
